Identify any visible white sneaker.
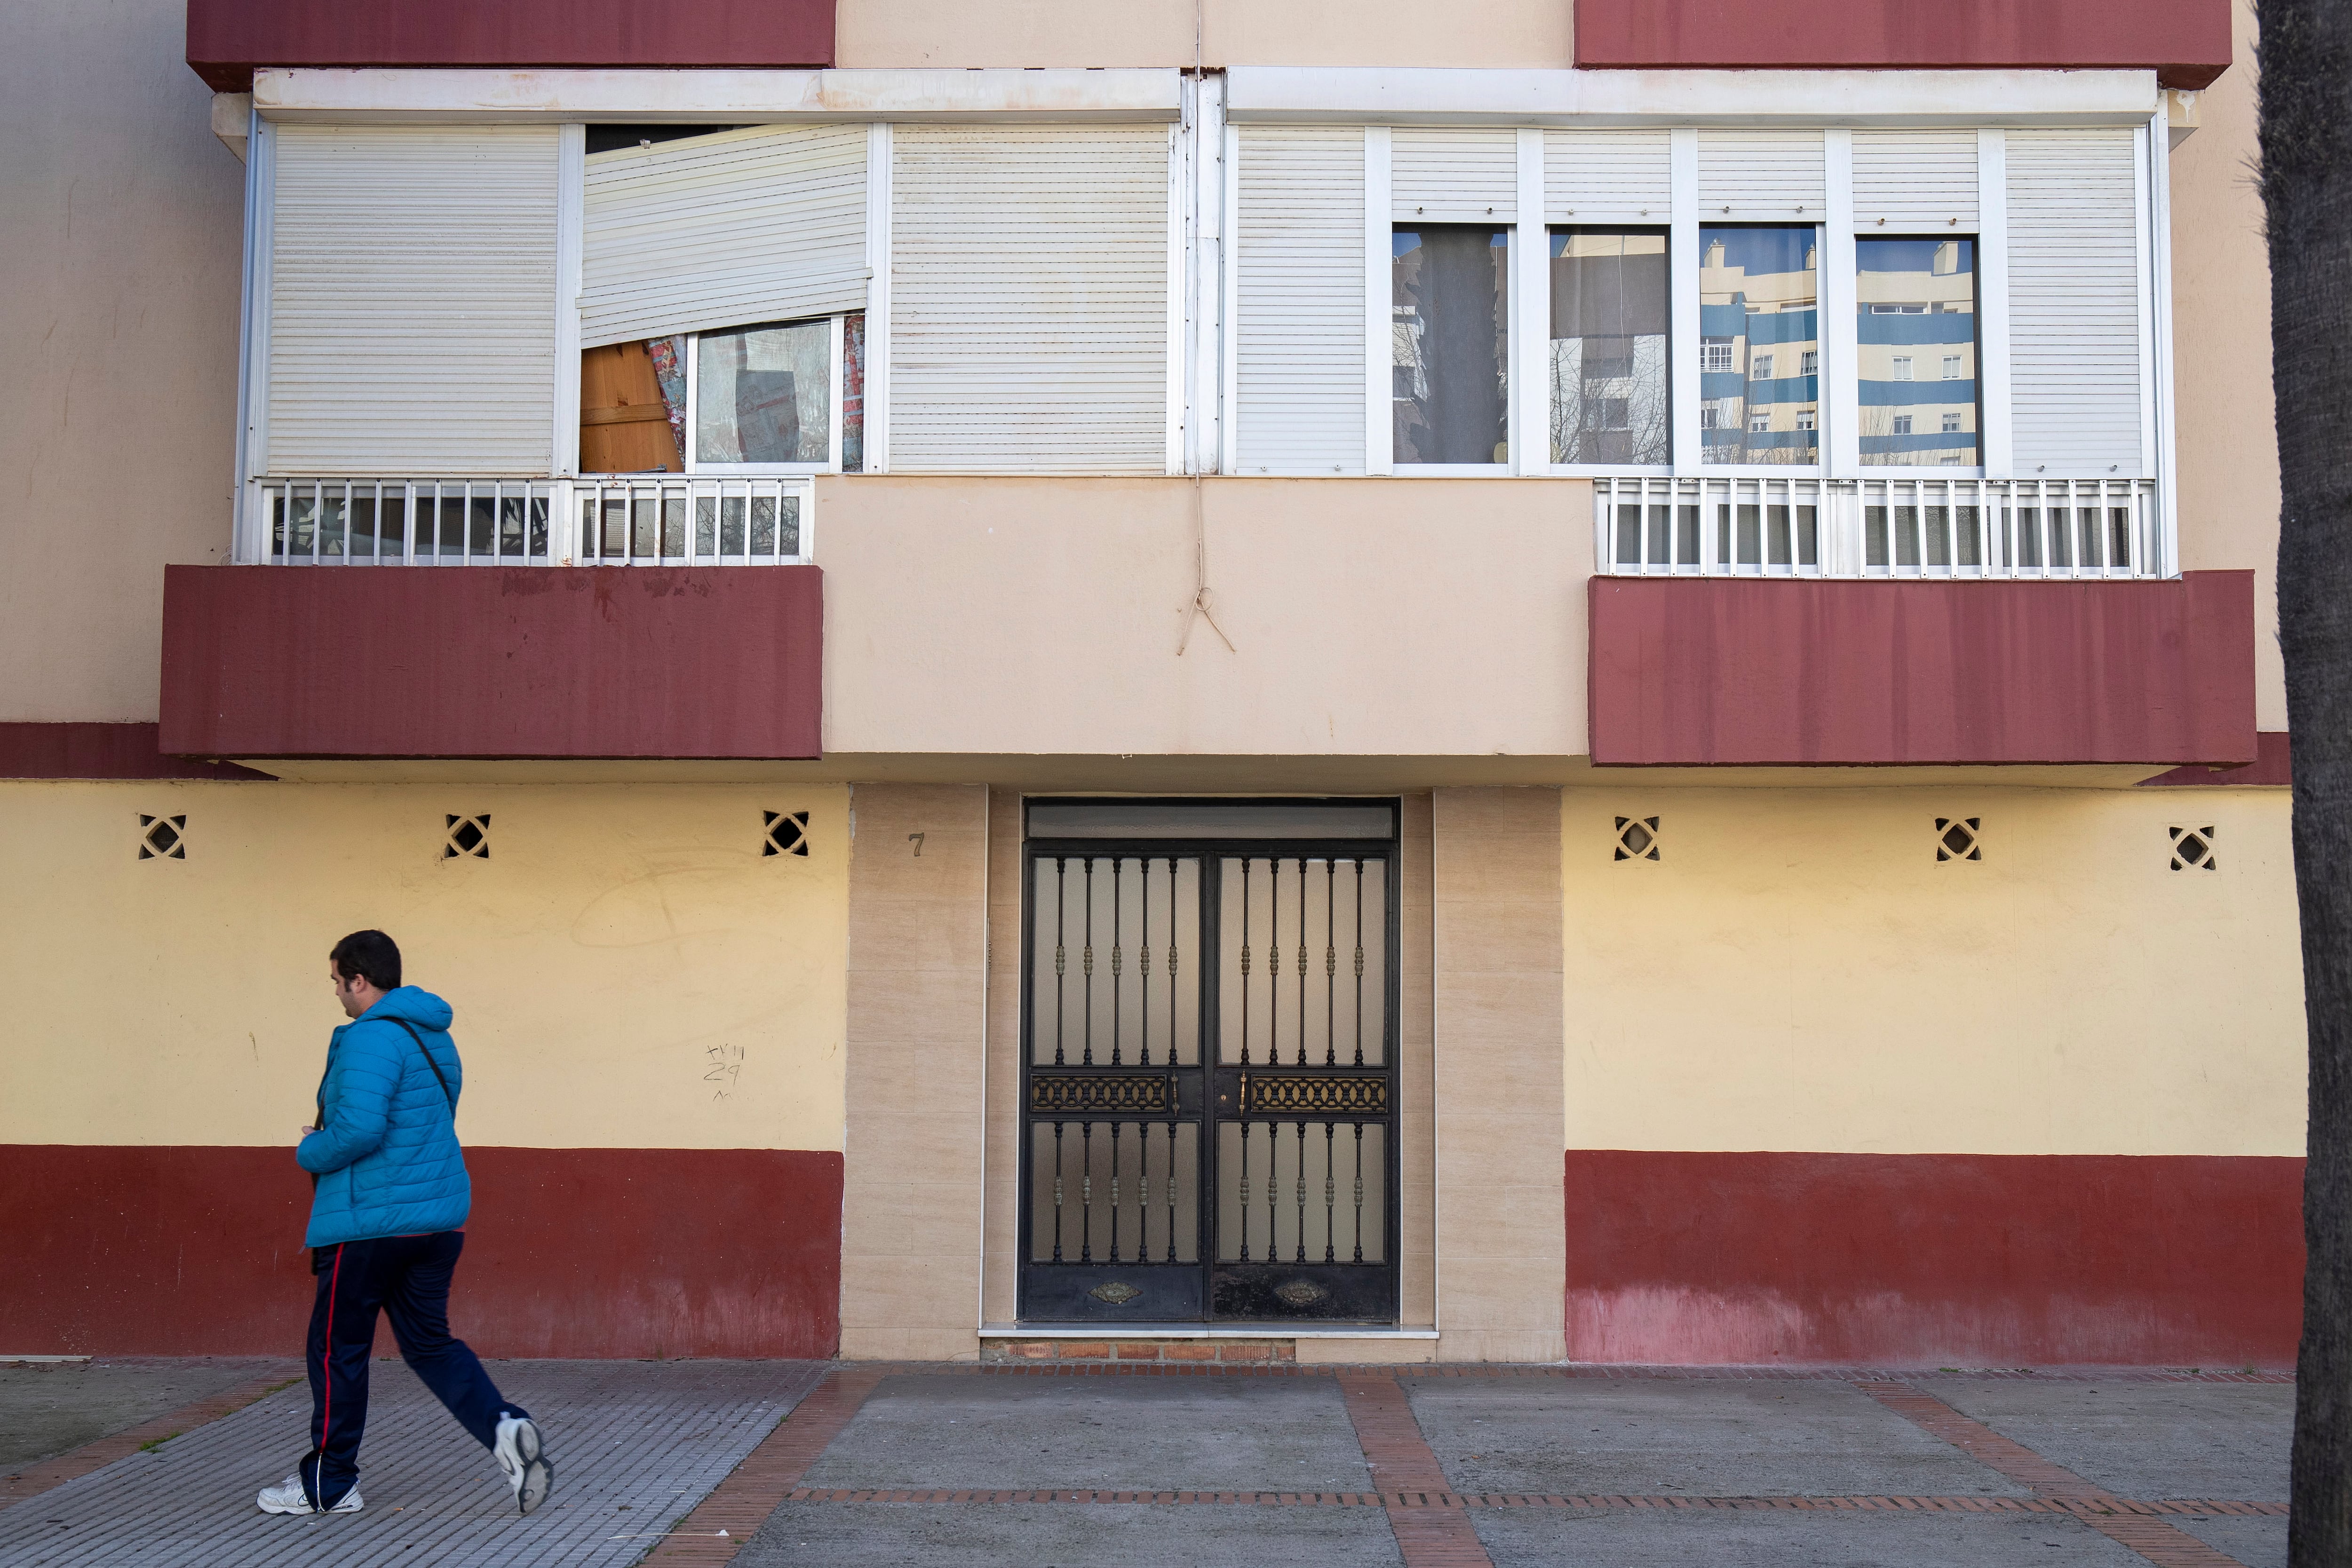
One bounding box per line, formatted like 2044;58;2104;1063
492;1414;554;1515
255;1473;362;1514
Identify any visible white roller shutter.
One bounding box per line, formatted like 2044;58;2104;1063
1544;129;1671;224
267;125;558;475
2007;129;2144;475
1851;129;1979;230
889;125;1170;475
1233;126;1367;475
1697;130;1826;222
579;125;867;348
1392;127;1517;222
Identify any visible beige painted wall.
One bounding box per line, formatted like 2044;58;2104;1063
1434;786;1567;1363
0;0;244;723
815;477;1593;761
1561;784;2304;1158
2171;0;2284;729
836;0;1571;69
840;782;989;1359
0;781;847;1149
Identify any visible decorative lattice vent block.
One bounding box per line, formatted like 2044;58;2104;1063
137;814;186;861
1935;816;1981;862
1613;816;1661;862
763;809;810;858
2169;825;2217;871
444;813;490;859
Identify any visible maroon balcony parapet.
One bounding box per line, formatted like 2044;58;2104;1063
1588;570;2257;768
159;565;822;760
1574;0;2232;90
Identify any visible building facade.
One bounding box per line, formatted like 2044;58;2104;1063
0;0;2300;1369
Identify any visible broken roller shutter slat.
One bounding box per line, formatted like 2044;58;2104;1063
267;125;559;475
1391;127;1518;223
2007;129;2145;475
1544;129;1671;225
1233;125;1367;475
889;125;1170;475
579;125;868;348
1696;130;1826;222
1851;129;1979;231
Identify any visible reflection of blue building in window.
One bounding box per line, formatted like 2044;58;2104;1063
1858;238;1977;467
1699;226;1818;466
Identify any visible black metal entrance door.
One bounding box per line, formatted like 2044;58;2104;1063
1018;800;1398;1325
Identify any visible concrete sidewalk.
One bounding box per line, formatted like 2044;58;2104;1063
0;1361;2291;1568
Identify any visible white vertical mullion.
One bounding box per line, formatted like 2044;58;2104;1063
1822;129;1859;478
2142;115;2175;575
1218;119;1240;477
552;123;585;479
682;333;701;476
1978;130;2013;482
1669;127;1699;475
863;121;893;474
1167;117;1187;476
1193;77;1227;475
1364;126;1393;477
238;114;278;559
1513;127;1547;474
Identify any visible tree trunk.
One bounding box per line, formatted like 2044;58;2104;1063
2261;2;2352;1562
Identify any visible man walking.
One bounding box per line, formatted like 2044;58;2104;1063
256;929;554;1518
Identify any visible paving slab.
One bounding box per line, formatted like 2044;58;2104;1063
1471;1506;2152;1567
1403;1375;2027;1499
797;1373;1372;1494
2179;1513;2286;1568
738;1501;1404;1568
1918;1378;2292;1500
0;1359;292;1472
0;1358;823;1568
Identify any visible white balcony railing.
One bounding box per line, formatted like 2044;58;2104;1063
1592;477;2166;581
253;476;814;566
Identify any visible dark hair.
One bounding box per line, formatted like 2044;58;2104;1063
329;930;402;992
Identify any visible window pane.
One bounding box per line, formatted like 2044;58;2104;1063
1549;230;1667;465
1700;226;1818;466
695;319;832;465
1858;238;1978;467
1394;228;1509;465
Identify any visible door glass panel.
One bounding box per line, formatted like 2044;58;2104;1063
1218;856;1388;1069
1217;1120;1387;1265
1031;1119;1200;1265
1031;856;1201;1068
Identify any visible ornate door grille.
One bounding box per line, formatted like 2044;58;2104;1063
1019;801;1400;1324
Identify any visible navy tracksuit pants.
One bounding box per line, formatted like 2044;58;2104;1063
302;1231;527;1508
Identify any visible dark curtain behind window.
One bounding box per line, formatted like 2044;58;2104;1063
1394;228;1509;464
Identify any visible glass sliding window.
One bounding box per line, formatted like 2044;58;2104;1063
1549;230;1668;466
1394;227;1509;465
1698;227;1818;466
694;318;833;466
1858;238;1978;467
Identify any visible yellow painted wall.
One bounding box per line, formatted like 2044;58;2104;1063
1562;785;2304;1157
0;782;848;1151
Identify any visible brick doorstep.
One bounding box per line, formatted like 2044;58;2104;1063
0;1363;302;1511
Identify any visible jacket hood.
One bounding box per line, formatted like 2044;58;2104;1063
360;986;454;1031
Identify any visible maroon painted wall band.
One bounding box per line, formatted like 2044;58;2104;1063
186;0;836;93
1573;0;2233;90
1564;1148;2303;1365
1588;571;2259;768
158;564;824;760
0;1144;844;1358
0;723;274;781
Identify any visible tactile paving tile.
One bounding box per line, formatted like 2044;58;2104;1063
0;1359;825;1568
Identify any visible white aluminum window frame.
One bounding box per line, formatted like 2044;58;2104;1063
671;311;849;479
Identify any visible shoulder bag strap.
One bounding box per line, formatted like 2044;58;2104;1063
387;1018;458;1113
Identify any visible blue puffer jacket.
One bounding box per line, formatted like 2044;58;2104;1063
297;987;471;1247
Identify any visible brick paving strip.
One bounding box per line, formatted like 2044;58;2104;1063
636;1367;889;1566
0;1363;302;1511
1856;1378;2258;1568
1340;1373;1497;1568
775;1488;2283;1515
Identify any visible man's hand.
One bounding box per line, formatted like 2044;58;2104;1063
296;1125;316;1147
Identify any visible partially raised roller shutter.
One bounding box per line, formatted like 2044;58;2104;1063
580;125;868;348
1851;129;1979;231
1697;130;1825;222
1544;129;1670;224
888;125;1171;475
1233;126;1366;475
2007;129;2145;476
267;125;558;475
1391;127;1518;222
